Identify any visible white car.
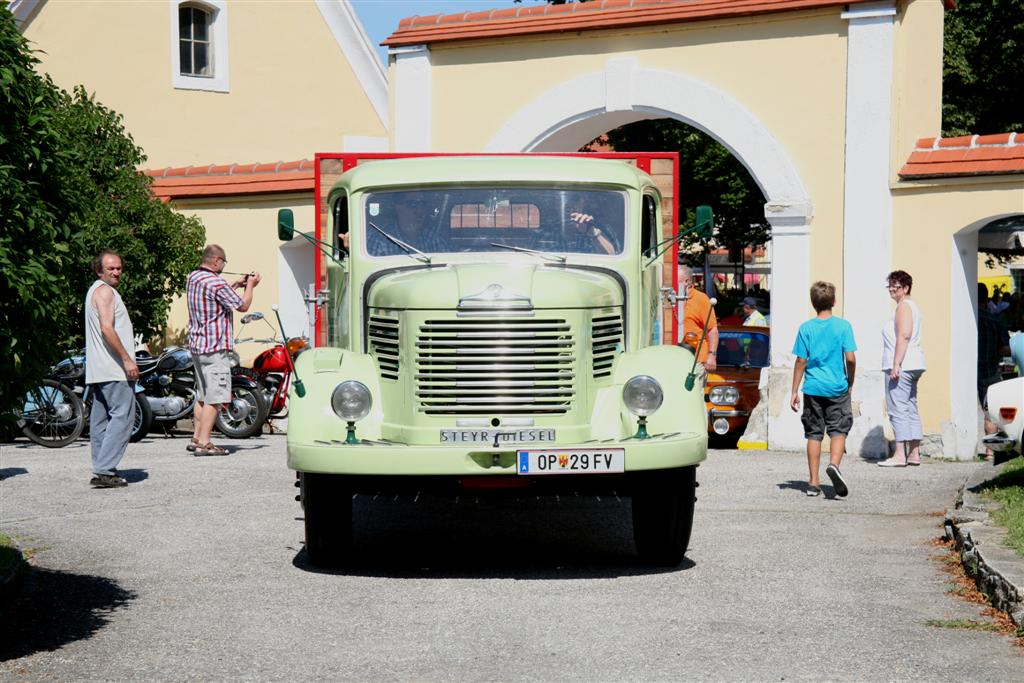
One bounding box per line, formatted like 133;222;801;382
984;377;1024;464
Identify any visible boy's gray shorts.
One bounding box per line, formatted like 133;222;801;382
801;392;853;440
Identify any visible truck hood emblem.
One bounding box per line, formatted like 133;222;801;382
458;283;533;309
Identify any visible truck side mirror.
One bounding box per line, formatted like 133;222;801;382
278;209;295;241
695;205;714;239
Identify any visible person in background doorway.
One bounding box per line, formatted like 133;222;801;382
741;296;767;327
678;265;719;386
790;281;857;498
186;244;261;456
877;270;927;467
85;250;139;488
978;283;1010;459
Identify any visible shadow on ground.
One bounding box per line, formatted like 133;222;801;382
291;495;695;579
0;567;137;662
0;468;29;480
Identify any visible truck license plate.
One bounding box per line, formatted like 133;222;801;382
439;428;556;445
516;448;625;475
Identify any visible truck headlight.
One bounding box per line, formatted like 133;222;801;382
331;381;372;421
622;375;663;416
709;385;740;405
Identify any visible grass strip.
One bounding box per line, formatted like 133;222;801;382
979;458;1024;556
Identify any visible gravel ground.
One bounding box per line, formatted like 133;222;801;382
1;433;1021;680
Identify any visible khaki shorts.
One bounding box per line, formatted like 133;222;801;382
192;351;232;405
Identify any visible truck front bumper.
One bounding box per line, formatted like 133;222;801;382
288;430;707;476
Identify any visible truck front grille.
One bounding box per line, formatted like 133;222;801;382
415;318;576;415
592;312;623;379
368;315;400;380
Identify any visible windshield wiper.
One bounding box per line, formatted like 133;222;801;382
489;243;566;264
368;221;432;265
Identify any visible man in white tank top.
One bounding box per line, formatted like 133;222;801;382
85;250;139;488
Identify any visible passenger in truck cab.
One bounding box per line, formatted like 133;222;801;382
564;197;617;255
367;192;445;256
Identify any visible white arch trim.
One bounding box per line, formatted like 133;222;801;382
484;59;812;221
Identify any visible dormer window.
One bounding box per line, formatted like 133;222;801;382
170;0;230;92
179;5;212;77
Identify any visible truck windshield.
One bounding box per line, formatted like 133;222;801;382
363;187;626;257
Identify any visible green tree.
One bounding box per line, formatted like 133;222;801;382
1;7;74;416
603;120;769;259
54;85;205;351
0;7;204;418
942;0;1024;136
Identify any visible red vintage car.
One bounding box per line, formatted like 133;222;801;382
704;325;769;438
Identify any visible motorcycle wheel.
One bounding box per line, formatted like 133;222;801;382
18;379;86;448
215;382;268;439
129;391;154;443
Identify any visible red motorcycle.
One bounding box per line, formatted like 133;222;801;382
231;312;308;427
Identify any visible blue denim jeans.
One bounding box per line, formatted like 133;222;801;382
90;381;133;475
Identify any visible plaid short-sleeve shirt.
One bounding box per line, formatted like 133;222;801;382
186;269;245;354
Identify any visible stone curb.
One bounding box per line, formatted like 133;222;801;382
944;461;1024;626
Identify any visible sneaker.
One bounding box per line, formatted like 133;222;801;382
825;464;848;497
878;457;907;468
90;474;127;488
806;486;821;497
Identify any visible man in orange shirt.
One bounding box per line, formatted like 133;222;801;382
678;265;719;387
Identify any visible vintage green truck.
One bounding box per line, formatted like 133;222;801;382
278;154;708;567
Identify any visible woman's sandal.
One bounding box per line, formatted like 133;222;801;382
194;442;229;456
185;438;201;453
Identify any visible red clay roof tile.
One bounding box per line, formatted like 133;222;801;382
899;133;1024;179
381;0;950;47
143;160;315;200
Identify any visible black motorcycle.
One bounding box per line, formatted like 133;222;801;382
50;353;153;444
136;346;267;439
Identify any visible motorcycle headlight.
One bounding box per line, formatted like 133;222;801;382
331;380;372;421
709;385;740;405
622;375;663;416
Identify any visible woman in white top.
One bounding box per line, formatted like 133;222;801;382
879;270;926;467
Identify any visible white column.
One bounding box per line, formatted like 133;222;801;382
391;44;432;152
841;1;896;371
837;1;897;458
766;213;812;451
947;232;980;459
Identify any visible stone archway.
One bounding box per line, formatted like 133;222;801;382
483;58;814;449
949;213;1024;458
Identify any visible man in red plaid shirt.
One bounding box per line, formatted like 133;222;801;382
186;244;261;455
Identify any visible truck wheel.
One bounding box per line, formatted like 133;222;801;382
301;472;352;567
631;465;697;567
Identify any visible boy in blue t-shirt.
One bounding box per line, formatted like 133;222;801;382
790;281;857;497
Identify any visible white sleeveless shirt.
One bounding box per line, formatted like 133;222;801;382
85;280;135;384
881;298;925;371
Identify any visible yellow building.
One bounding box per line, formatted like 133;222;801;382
379;0;1023;458
13;0;1023;457
11;0;388;361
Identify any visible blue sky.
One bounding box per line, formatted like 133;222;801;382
351;0;532;65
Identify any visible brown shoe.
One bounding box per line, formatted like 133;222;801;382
185;438;201;453
194;442;229;456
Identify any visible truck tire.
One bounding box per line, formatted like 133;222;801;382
631;465;697;567
301;472;353;567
